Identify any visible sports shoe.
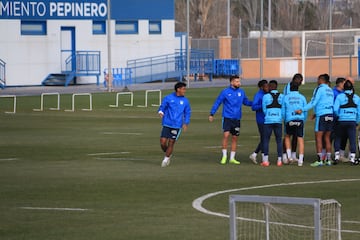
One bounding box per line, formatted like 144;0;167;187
310;160;323;167
161;158;170;167
282;158;289;165
220;156;227;165
260;161;270;167
249;154;258;164
229;158;240;165
298;160;303;167
325;160;332;166
277;161;283;167
340;156;349;163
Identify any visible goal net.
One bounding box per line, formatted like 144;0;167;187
229;195;341;240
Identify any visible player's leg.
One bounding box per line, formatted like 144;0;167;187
261;124;272;166
297;136;305;166
347;122;357;165
220;131;230;164
291;135;298;160
274;123;283;166
229;120;240;164
160;137;168;152
324;131;332;165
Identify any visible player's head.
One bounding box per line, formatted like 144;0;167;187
335;77;346;89
290;81;299;91
292;73;303;85
230;75;241;89
344;80;354;92
345;75;355;85
318;73;330;85
174;82;187;96
269;80;278;91
258;79;269;92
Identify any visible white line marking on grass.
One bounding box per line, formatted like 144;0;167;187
19;207;90;211
343;220;360;224
101;132;143;135
0;158;18;161
95;157;144;161
88;152;130;156
192;178;360;234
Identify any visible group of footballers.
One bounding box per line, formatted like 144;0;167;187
157;74;360;167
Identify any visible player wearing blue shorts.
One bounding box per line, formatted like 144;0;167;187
296;74;334;166
158;82;191;167
209;75;252;165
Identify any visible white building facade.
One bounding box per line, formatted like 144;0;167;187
0;0;179;86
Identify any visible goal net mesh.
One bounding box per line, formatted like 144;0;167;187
230;195;341;240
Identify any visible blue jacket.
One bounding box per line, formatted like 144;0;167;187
333;86;343;101
303;83;334;116
262;90;284;124
333;90;360;123
281;90;307;123
252;89;266;124
283;82;291;95
158;92;191;129
210;86;252;120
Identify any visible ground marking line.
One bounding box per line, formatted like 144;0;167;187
19;207;90;211
0;158;18;161
95;157;144;161
88;152;130;156
100;132;143;135
192;178;360;234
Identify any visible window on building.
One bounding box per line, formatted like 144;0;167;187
21;21;47;35
115;21;138;34
93;21;106;35
149;21;161;34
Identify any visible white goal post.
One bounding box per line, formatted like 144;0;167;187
229;195;341;240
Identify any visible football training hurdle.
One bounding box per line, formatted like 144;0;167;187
0;95;16;114
65;93;92;112
33;93;60;111
109;92;134;107
137;89;161;107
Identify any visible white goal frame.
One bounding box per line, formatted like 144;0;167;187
229;195;341;240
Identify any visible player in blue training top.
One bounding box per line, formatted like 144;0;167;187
296;73;334;167
249;79;269;164
281;81;307;166
209;75;252;165
158;82;191;167
333;80;360;165
282;73;303;162
262;80;284;167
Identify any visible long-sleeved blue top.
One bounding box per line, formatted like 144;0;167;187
262;90;284;124
333;86;343;101
303;83;334;116
158;92;191;129
252;89;266;124
333;90;360;123
210;86;252;120
281;90;308;123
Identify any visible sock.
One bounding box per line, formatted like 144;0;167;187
282;153;287;160
230;151;236;160
321;149;326;160
291;152;297;160
350;153;356;162
263;155;269;162
286;149;291;159
339;149;345;157
317;153;322;162
251;152;257;158
326;152;332;161
222;149;227;158
277;157;282;162
334;152;340;160
299;154;304;162
163;156;170;162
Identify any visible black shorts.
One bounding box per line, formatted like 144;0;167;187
285;120;304;137
160;126;181;140
315;114;334;132
223;118;240;136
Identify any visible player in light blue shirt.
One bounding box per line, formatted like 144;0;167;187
281;82;307;166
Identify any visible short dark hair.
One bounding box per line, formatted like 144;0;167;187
344;80;353;91
229;75;239;82
258;79;268;88
292;73;303;83
174;82;187;91
269;80;278;90
335;77;346;85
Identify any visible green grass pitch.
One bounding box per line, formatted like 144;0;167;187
0;82;359;239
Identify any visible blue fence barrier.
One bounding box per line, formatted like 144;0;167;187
213;59;241;76
103;68;132;87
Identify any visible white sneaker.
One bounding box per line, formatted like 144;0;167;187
249;153;257;164
298;160;303;167
340;156;349;163
161;158;170;167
